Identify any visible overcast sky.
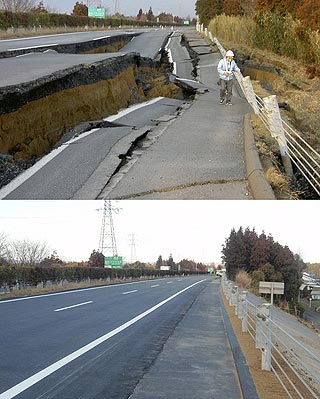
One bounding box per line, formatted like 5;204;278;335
43;0;196;18
0;201;318;265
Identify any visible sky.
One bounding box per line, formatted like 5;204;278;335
43;0;196;18
0;201;319;265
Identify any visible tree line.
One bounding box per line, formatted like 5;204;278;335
222;227;305;304
196;0;319;30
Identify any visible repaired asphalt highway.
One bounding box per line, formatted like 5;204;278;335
0;277;254;399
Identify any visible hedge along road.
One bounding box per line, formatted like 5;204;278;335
0;277;246;399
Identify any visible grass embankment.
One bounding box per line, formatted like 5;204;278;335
208;14;320;199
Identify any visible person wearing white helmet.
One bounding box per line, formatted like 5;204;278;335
217;50;241;105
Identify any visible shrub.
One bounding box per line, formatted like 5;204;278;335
235;269;251;289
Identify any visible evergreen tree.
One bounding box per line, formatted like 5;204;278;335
167;253;176;270
195;0;222;25
146;7;155;22
222;0;242;15
72;1;88;17
88;250;104;268
31;1;48;13
156;255;163;268
136;8;143;20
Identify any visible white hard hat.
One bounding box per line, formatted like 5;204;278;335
226;50;234;57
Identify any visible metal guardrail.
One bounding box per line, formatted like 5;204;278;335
221;276;320;399
196;24;320;197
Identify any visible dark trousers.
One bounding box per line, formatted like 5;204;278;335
220;79;234;102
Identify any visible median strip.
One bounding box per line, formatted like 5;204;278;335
0;279;207;399
54;301;93;312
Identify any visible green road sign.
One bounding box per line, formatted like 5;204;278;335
104;256;123;268
208;267;214;274
183;20;190;25
88;8;106;18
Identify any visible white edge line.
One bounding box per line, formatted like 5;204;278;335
151;285;159;288
104;97;164;122
0;31;103;43
93;36;111;41
0;128;100;199
54;301;93;312
0;279;167;304
0;97;164;199
122;290;138;295
0;279;207;399
7;44;58;51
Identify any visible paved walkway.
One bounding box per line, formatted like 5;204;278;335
102;31;253;199
129;280;258;399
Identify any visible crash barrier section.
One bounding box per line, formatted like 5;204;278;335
221;275;320;399
196;24;320;197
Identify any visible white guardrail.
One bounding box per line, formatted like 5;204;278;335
196;24;320;197
221;276;320;399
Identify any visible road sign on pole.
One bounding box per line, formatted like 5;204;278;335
104;256;123;268
259;282;284;305
88;8;106;18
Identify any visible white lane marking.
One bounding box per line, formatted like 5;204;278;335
0;97;164;199
0;32;98;43
151;285;159;288
122;290;138;295
54;301;93;312
167;282;173;284
104;96;164;122
0;279;167;304
177;279;182;282
0;279;207;399
7;44;58;51
93;36;111;40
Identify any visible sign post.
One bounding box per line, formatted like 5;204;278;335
259;281;284;305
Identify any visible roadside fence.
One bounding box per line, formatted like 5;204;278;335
196;24;320;197
221;275;320;399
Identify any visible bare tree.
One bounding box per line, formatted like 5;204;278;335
8;238;49;266
0;232;9;263
0;0;37;13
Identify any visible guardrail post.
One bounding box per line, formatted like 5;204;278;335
209;31;214;42
230;285;238;310
238;291;248;332
242;77;260;115
234;286;239;315
242;292;248;332
204;28;208;36
263;95;294;177
256;304;272;371
228;281;233;304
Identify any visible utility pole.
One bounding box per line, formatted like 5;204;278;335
98;200;118;256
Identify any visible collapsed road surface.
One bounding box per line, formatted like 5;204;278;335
0;28;196;199
0;28;255;199
0;277;257;399
0;97;186;199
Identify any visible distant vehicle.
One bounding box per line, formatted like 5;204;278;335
216;269;226;277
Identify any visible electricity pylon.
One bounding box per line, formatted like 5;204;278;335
130;234;137;263
114;0;120;14
98;200;119;256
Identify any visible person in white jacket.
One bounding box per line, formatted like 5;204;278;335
217;50;241;105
